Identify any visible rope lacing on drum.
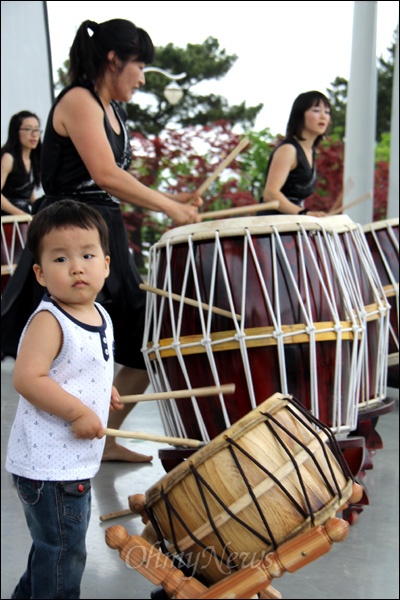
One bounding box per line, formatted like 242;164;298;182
191;457;275;549
323;225;387;409
146;507;171;556
227;443;278;549
265;416;342;515
325;238;365;412
1;217;31;275
226;434;313;524
286;396;353;481
227;398;351;526
162;236;216;439
234;331;247;342
157;485;240;573
369;225;399;354
311;228;363;432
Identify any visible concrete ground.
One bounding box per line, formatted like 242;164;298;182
1;356;399;599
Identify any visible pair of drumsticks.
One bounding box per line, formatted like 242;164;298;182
191;137;278;219
194;136;371;218
101;383;235;522
105;383;235;448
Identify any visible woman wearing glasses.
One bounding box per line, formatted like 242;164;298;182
1;111;42;216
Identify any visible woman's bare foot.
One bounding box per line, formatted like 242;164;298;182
102;441;153;463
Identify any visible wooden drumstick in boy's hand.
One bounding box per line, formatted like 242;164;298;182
104;428;203;448
119;383;236;404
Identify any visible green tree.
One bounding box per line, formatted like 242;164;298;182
127;37;263;135
376;35;397;140
55;37;263;136
326;76;348;138
326;28;397;141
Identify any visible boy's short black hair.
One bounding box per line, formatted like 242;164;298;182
27;200;110;263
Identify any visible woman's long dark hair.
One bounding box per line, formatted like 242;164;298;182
1;110;41;187
68;18;155;83
286;91;331;147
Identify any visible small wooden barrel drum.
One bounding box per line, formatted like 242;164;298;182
1;214;32;294
143;393;354;585
143;216;366;439
321;216;390;410
362;218;399;385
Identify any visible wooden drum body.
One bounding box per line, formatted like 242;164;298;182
362;218;399;381
143;393;353;585
143;216;366;439
1;214;31;294
322;216;390;410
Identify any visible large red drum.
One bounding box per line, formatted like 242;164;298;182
362;218;399;383
143;216;367;440
1;214;32;294
322;216;390;411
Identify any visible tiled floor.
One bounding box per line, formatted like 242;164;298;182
1;356;399;599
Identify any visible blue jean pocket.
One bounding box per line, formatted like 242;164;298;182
12;474;44;506
60;479;91;522
60;479;91;497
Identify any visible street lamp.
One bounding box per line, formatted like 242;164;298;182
143;66;186;105
162;82;184;105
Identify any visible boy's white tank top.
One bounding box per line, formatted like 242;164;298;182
6;295;114;480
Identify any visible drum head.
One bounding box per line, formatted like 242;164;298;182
362;217;399;233
158;215;325;246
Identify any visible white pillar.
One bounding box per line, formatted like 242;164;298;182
343;1;378;225
387;25;399;219
1;1;54;145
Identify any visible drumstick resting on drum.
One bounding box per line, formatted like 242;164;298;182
198;200;279;221
140;282;242;320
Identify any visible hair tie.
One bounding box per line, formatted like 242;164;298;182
87;21;98;37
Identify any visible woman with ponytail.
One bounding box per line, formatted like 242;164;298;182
1;19;202;466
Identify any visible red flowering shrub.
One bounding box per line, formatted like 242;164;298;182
122;128;389;271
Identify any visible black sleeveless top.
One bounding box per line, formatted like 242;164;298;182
1;155;34;215
41;80;132;200
2;80;147;369
260;137;316;210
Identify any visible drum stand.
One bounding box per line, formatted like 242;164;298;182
106;517;349;599
340;395;396;525
352;397;396;456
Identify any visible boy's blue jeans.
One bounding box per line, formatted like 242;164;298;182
11;475;91;599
